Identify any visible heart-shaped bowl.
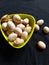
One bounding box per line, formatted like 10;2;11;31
0;14;36;49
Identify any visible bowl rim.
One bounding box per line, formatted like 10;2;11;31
0;13;36;49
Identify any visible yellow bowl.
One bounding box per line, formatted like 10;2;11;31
0;14;36;49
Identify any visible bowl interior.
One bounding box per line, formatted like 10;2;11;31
0;14;36;48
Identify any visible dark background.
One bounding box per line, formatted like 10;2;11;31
0;0;49;65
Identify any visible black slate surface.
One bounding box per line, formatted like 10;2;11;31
0;0;49;65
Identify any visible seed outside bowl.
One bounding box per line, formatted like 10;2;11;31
0;14;36;49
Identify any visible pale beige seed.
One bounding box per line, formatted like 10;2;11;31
25;26;31;33
8;19;12;21
13;14;21;20
8;33;17;41
2;22;7;31
14;38;24;46
14;27;22;36
21;19;23;21
1;14;8;22
37;19;44;26
43;26;49;34
26;24;29;27
22;18;29;25
24;18;29;24
21;19;24;23
37;41;46;49
35;24;40;31
13;14;21;23
17;24;25;30
21;31;28;40
7;21;15;31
